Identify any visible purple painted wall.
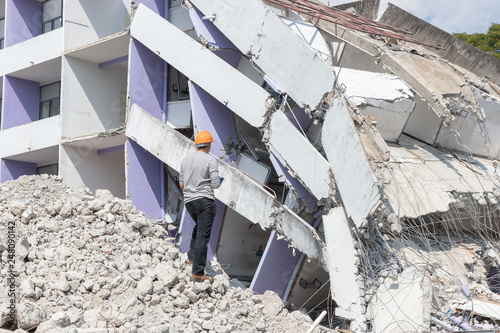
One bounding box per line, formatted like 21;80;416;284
287;107;313;133
250;232;302;298
189;5;241;68
136;0;166;17
0;159;37;182
270;154;318;213
129;40;166;121
5;0;42;47
178;199;225;261
189;83;238;161
2;76;40;130
126;140;163;219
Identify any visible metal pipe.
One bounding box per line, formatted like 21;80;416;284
430;316;457;332
306;310;327;333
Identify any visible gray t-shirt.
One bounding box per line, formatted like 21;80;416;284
179;151;220;203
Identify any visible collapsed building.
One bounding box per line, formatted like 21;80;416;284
0;0;500;331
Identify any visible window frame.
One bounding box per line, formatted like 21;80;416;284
0;18;5;50
42;0;63;34
39;81;61;120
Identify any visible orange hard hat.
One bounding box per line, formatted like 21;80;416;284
194;130;214;144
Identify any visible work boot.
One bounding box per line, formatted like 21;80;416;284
190;274;213;283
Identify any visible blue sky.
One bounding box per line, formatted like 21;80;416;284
322;0;500;34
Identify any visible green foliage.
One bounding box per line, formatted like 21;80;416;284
454;23;500;60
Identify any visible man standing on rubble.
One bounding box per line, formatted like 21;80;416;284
179;130;220;283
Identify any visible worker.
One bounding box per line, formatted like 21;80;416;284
179;130;221;283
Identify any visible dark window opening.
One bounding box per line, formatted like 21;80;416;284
37;163;58;176
42;0;63;34
168;66;190;101
39;81;61;119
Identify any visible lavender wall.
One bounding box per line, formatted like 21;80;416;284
2;76;40;130
0;159;37;182
126;140;163;219
250;232;302;298
129;39;166;121
189;84;238;161
270;154;318;213
189;5;241;67
136;0;166;17
178;199;225;261
287;107;314;133
5;0;42;47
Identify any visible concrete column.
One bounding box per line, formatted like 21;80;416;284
127;38;167;219
125;140;163;219
129;39;166;121
5;0;42;47
2;76;39;130
0;159;37;182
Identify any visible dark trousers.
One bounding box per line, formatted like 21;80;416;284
185;198;216;276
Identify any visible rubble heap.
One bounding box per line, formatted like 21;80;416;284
0;175;320;333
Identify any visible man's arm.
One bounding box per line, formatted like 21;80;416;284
209;159;220;189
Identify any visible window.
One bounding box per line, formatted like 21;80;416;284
37;163;58;176
168;66;190;101
39;82;60;119
42;0;62;34
0;18;5;50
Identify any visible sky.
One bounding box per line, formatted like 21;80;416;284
322;0;500;34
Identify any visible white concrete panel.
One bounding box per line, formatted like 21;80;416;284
435;90;500;159
130;4;270;128
60;145;125;198
62;57;127;139
323;208;365;327
190;0;336;110
322;98;381;227
339;68;415;142
0;29;62;77
359;100;414;142
166;100;191;129
369;267;430;333
0;116;60;159
64;0;131;51
403;97;442;145
266;110;331;200
126;104;326;264
65;31;130;65
280;17;331;61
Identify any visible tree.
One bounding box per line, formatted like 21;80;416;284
454;23;500;60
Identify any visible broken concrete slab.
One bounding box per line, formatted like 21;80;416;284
323;207;365;331
322;98;382;227
338;68;415;142
369;266;432;333
265;110;332;201
126;104;326;265
380;135;500;219
189;0;336;111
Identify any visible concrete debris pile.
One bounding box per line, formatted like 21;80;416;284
0;175;321;333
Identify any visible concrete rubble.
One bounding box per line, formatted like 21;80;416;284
0;175;321;332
